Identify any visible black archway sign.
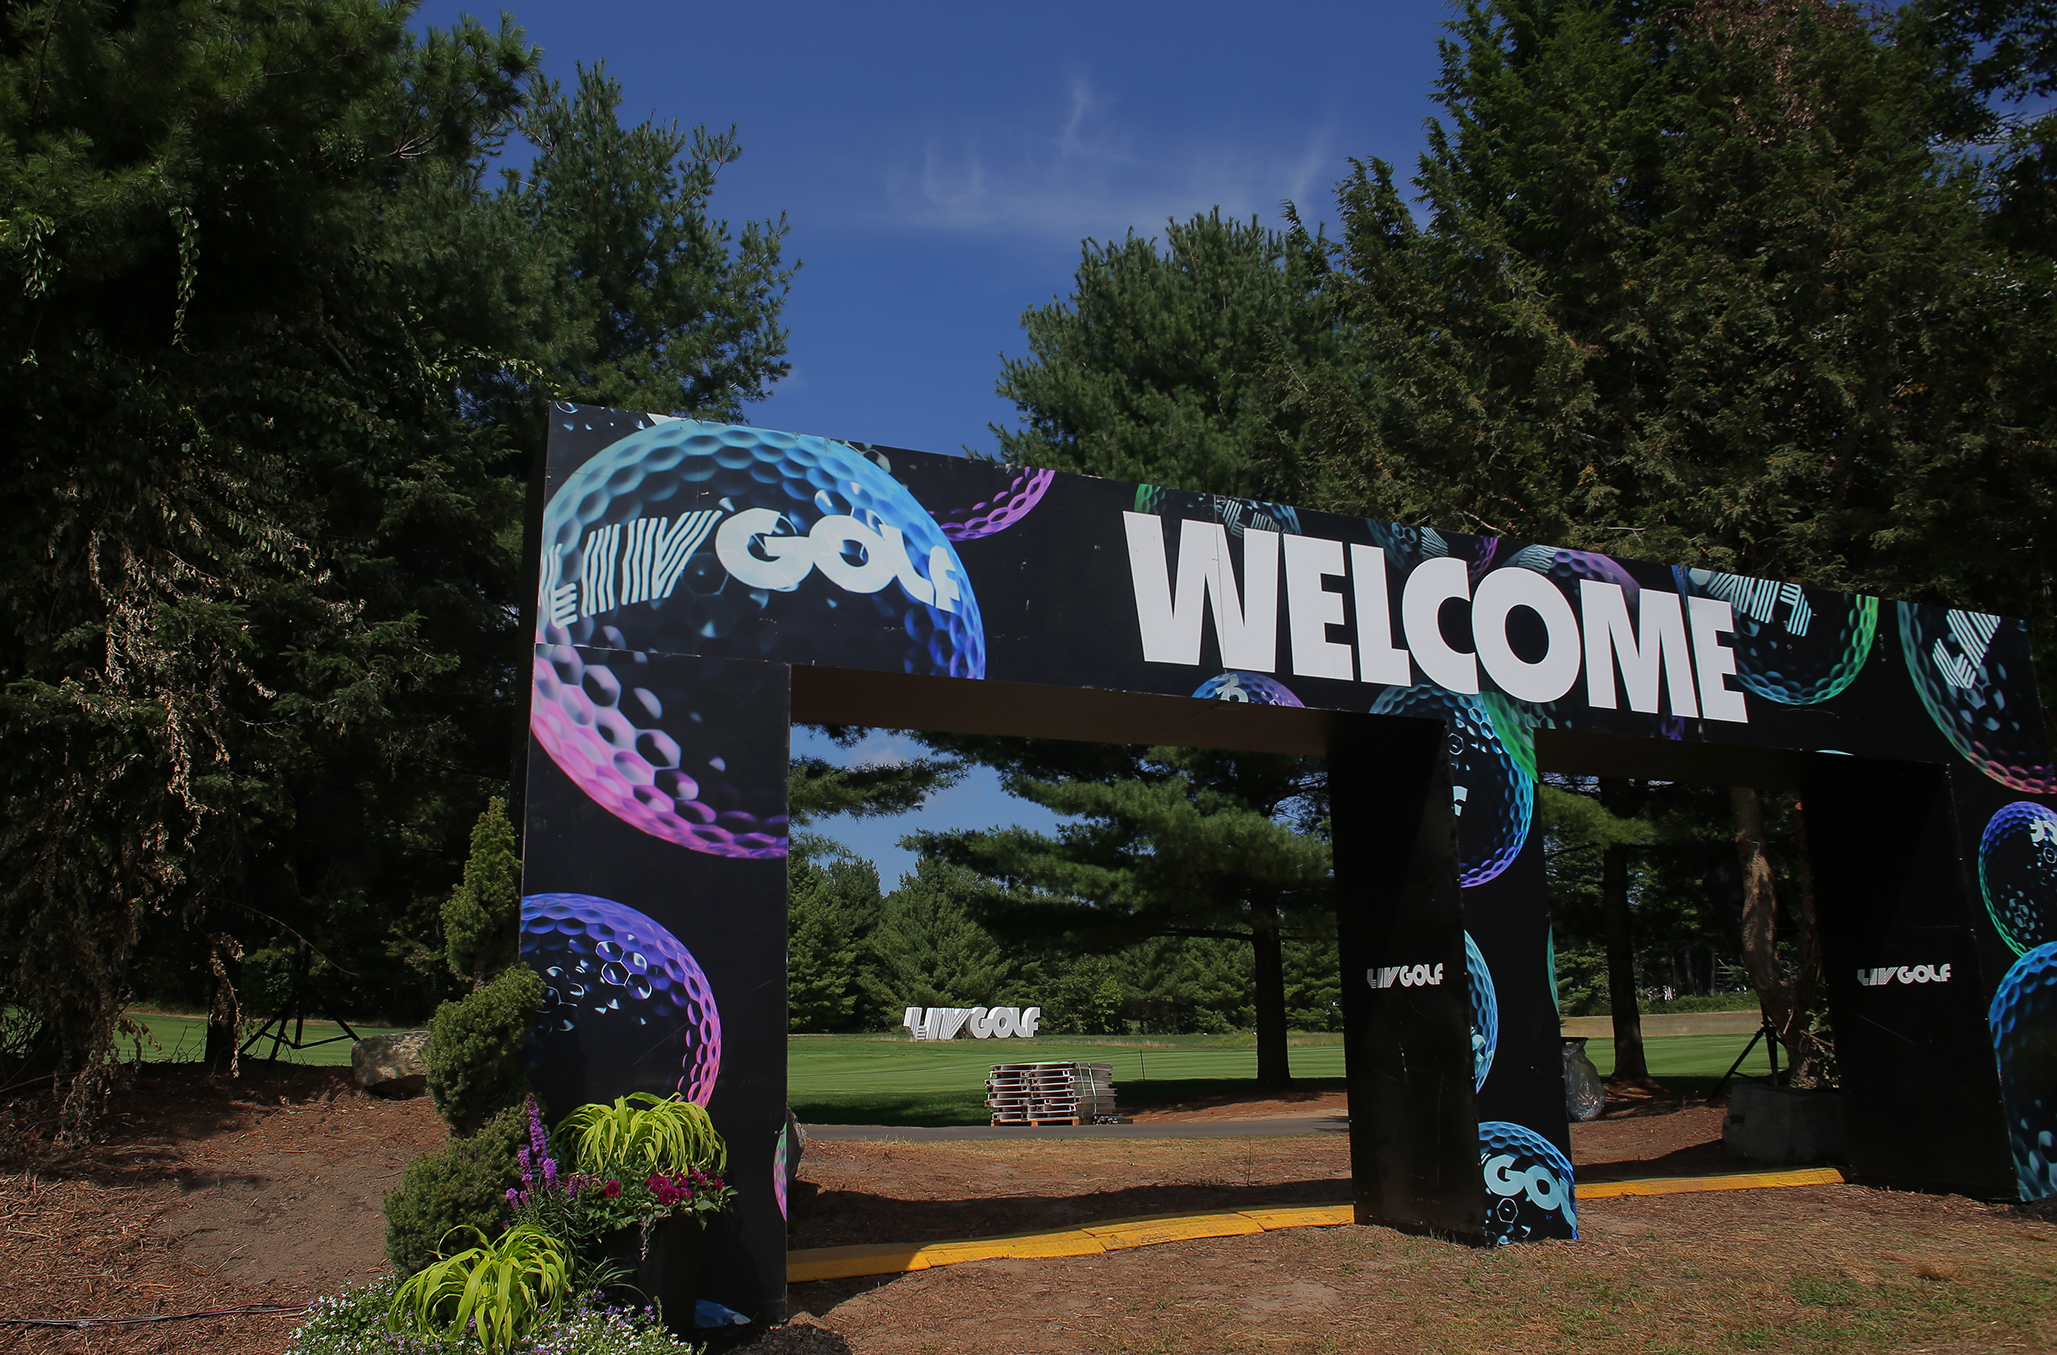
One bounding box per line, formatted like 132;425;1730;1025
517;405;2057;1321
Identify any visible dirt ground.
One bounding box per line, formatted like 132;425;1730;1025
5;1064;2052;1355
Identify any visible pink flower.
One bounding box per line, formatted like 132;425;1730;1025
603;1181;622;1199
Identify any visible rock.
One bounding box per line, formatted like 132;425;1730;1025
1722;1083;1846;1165
351;1030;429;1097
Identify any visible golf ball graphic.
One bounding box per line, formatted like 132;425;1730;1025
1211;496;1301;538
1366;519;1449;573
531;645;787;857
1989;943;2057;1201
521;893;722;1111
1508;543;1637;598
931;465;1055;541
1480;1120;1577;1243
1369;686;1533;886
1468;931;1498;1091
1193;671;1305;706
1982;803;2057;957
1679;570;1876;705
773;1122;791;1219
536;418;984;680
1899;603;2057;793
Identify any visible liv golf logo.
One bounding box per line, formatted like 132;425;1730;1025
1855;963;1953;986
1369;963;1446;989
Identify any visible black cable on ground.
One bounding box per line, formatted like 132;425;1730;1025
1;1301;311;1329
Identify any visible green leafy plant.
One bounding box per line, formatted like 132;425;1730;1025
426;964;544;1133
387;1225;571;1352
559;1094;727;1175
383;1103;526;1277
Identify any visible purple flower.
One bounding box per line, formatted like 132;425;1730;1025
542;1157;558;1189
505;1187;519;1206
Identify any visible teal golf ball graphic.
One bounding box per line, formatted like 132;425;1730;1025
1479;1120;1577;1243
1677;570;1876;705
1369;687;1533;886
536;419;984;678
1468;932;1498;1091
1983;803;2057;957
531;645;787;857
1989;943;2057;1201
1899;603;2057;793
1193;671;1304;706
521;893;722;1111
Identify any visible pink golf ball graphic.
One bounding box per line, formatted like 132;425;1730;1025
933;465;1056;541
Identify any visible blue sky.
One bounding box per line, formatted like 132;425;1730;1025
415;0;1457;457
421;1;1460;883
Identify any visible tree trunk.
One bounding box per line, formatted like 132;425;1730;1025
204;933;244;1077
1252;923;1290;1088
1730;786;1792;1072
1784;801;1828;1087
1602;842;1649;1080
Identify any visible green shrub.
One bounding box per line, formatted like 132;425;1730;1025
426;964;543;1133
443;799;521;990
287;1279;699;1354
382;1103;525;1277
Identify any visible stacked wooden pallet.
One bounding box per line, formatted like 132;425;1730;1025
987;1061;1121;1126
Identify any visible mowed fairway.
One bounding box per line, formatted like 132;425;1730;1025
789;1027;1776;1124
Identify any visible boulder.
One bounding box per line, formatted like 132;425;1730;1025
1722;1082;1846;1166
351;1030;430;1097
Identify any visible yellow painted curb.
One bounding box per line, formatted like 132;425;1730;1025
1579;1165;1845;1199
785;1166;1848;1282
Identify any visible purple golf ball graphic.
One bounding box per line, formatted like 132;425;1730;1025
1990;942;2057;1201
1982;802;2057;957
932;465;1055;540
536;419;984;680
1479;1120;1577;1243
1679;569;1877;706
1899;602;2057;794
522;893;722;1109
532;644;787;858
1193;671;1305;706
1370;686;1533;887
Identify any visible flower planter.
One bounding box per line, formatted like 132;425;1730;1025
600;1214;705;1336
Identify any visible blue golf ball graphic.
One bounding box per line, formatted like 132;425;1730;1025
521;893;722;1111
1369;687;1533;886
1989;943;2057;1201
1677;570;1877;705
536;419;984;678
1211;496;1300;538
1467;931;1498;1091
1899;603;2056;794
1982;803;2057;957
1193;671;1305;706
1479;1120;1578;1243
1366;519;1449;574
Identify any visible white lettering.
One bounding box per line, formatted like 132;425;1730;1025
1350;544;1412;686
1580;582;1700;717
903;1004;1044;1038
1368;962;1445;990
716;508;813;591
1123;513;1279;671
1402;555;1479;694
1474;567;1582;703
809;515;898;594
1283;534;1354;680
1688;597;1749;722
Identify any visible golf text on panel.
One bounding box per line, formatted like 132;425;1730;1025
902;1005;1044;1040
1368;963;1446;989
1855;964;1953;986
1119;510;1750;720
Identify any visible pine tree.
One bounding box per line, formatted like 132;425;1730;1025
443;799;522;991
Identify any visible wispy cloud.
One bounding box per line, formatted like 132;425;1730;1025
885;73;1335;241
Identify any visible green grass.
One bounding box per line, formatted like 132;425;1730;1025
787;1028;1779;1124
118;1009;401;1067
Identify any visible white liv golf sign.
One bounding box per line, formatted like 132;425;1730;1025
903;1005;1043;1040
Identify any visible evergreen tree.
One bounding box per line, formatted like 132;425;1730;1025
992;208;1347;501
911;738;1329;1085
787;844;883;1033
442;799;521;991
861;857;1012;1019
